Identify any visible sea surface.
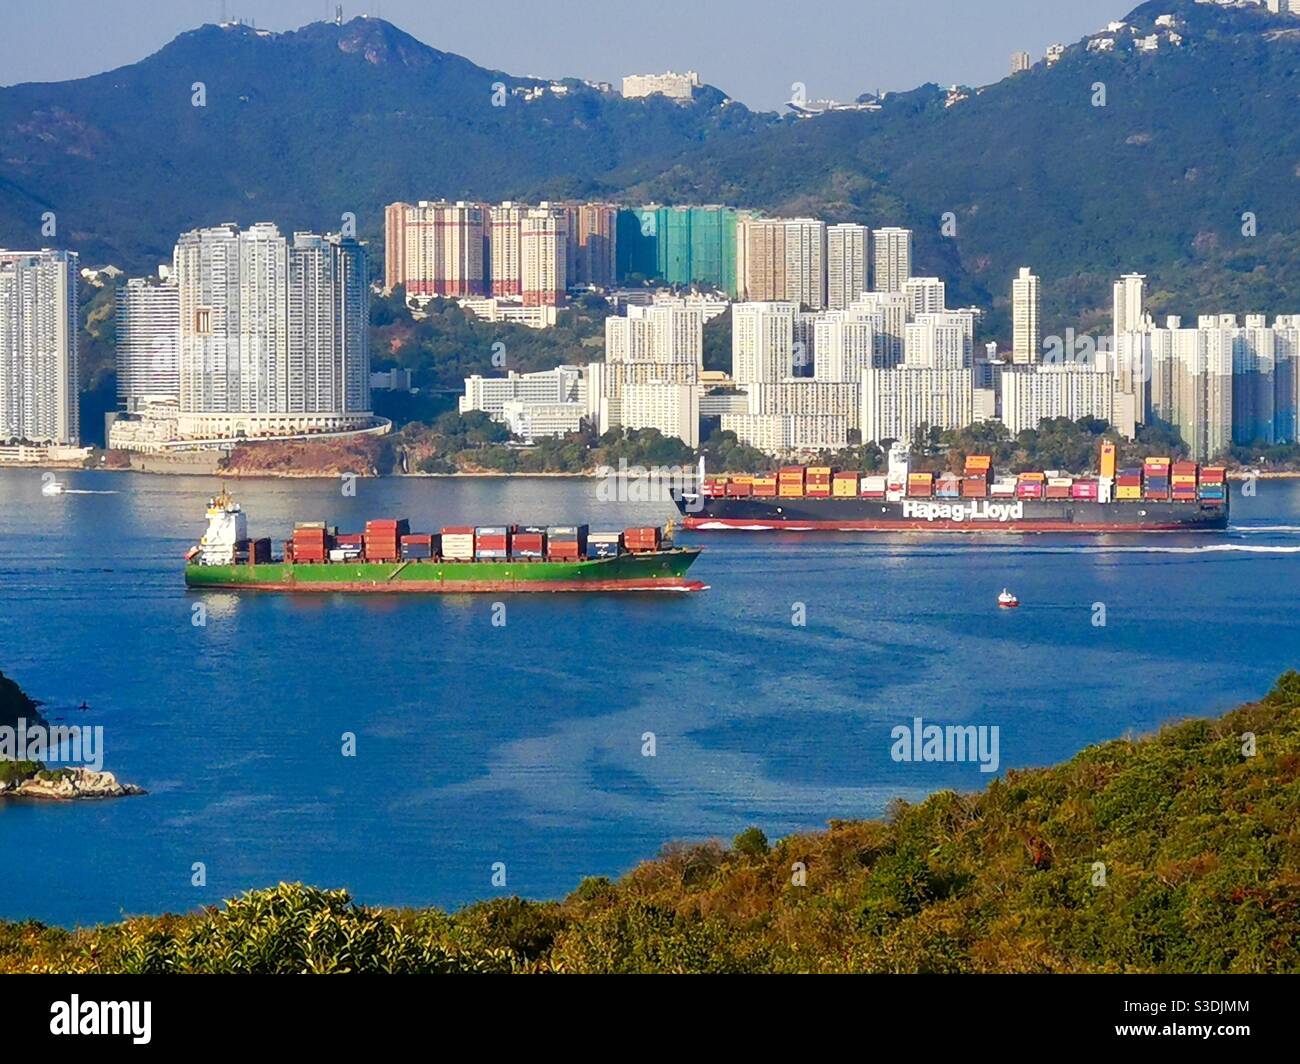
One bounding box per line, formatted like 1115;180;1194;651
1;468;1298;927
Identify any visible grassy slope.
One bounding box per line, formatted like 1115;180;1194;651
3;673;1299;973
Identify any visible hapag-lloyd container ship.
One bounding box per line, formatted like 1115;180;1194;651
676;443;1229;533
185;492;705;593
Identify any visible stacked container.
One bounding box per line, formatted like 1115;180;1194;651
587;532;623;558
441;526;475;560
702;476;728;497
1144;457;1171;500
860;475;887;499
511;527;546;558
400;534;436;561
961;477;988;498
935;473;961;499
752;475;778;498
292;524;329;564
725;477;753;497
364;519;409;562
1071;479;1100;500
805;467;832;498
1016;473;1046;500
1046;477;1073;500
623;527;662;553
474;526;510;560
1172;461;1198;502
1116;469;1143;500
991;477;1018;498
778;467;805;498
907;472;934;498
832;472;859;498
546;525;588;560
1199;467;1226;502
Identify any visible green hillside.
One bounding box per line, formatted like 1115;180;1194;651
4;671;1299;974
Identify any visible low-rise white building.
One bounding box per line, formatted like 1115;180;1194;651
500;399;586;441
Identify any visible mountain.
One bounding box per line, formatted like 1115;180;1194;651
0;17;766;271
2;0;1298;339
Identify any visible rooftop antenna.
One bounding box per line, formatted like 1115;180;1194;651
336;4;344;25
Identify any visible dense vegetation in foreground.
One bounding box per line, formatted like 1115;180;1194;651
4;674;1299;973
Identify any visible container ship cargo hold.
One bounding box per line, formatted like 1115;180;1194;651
185;492;705;593
676;443;1228;533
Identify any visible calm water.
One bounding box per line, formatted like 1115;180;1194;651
1;468;1298;927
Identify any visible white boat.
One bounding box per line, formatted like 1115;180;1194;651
997;588;1020;609
41;479;66;496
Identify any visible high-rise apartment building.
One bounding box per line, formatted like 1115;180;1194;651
1012;266;1041;364
871;227;912;293
489;202;526;297
902;276;947;318
783;219;826;310
115;273;180;412
566;202;619;288
521;206;567;307
1000;363;1114;436
737;217;787;302
388;201;487;299
605;303;703;368
173;222;370;437
1113;273;1146;337
827;224;869;311
0;248;80;444
732;302;796;384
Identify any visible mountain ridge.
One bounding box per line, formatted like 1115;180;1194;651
1;0;1297;338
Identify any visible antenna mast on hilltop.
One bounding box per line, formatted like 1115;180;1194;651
336;5;344;26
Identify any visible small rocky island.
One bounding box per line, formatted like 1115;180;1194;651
0;669;145;801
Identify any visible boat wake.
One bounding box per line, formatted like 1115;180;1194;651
58;489;118;495
1230;525;1300;534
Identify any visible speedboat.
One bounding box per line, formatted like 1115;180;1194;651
997;588;1020;609
41;478;66;496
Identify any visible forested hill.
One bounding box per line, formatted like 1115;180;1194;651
1;0;1297;334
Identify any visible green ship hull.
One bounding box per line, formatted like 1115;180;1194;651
185;548;706;594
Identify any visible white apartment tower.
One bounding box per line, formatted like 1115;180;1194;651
174;222;370;435
1012;266;1041;364
0;249;80;445
902;276;947;318
826;223;869;311
732;302;796;384
115;274;180;412
783;219;827;310
872;227;913;294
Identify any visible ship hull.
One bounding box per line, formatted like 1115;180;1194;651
186;548;705;593
677;497;1228;533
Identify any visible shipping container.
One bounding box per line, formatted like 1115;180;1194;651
1116;486;1142;500
961;479;988;498
441;534;475;560
1100;442;1118;480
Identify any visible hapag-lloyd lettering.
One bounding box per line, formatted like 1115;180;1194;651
901;500;1025;523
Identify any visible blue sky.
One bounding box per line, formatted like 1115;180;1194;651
3;0;1134;109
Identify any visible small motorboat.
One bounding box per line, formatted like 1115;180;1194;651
41;478;66;496
997;588;1020;609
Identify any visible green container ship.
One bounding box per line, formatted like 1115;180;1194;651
184;492;706;594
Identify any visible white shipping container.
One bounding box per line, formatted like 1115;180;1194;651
441;534;475;558
1048;477;1073;487
860;476;887;493
588;532;622;543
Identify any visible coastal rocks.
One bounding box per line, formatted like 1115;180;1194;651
0;767;146;801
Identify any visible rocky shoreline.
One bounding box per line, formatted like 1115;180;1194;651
0;767;146;801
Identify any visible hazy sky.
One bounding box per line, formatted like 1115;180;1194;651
4;0;1134;110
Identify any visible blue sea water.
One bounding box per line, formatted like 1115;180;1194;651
1;468;1298;927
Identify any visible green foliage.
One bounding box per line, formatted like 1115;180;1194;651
5;675;1300;972
733;827;770;857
